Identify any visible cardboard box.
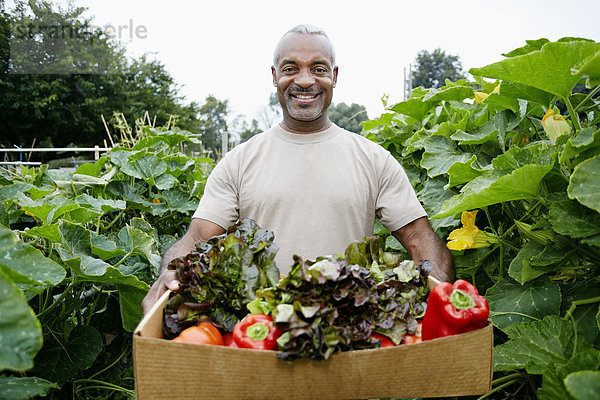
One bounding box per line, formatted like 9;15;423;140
134;279;493;399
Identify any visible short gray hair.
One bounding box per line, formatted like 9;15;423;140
273;24;336;67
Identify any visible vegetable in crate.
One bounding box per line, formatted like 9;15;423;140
421;279;489;340
162;218;280;338
172;322;224;346
259;236;432;361
232;313;282;350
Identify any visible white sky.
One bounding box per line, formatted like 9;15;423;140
34;0;600;124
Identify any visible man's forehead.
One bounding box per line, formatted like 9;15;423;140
273;33;335;67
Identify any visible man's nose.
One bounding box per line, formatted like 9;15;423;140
294;69;316;87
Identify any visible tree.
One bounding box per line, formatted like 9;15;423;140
0;0;202;150
256;92;281;131
411;48;466;89
328;102;369;133
238;118;262;143
197;94;229;156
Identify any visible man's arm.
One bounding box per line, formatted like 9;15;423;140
392;216;455;282
141;218;225;315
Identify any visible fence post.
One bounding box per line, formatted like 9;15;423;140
94;145;99;160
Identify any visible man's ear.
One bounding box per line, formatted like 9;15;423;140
333;66;339;87
271;66;277;87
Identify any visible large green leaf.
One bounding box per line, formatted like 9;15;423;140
75;194;126;213
574;49;600;88
161;189;199;213
390;97;435;121
538;350;600;400
422;85;474;102
90;232;127;261
568;155;600;213
0;225;65;287
451;109;521;145
0;376;58;400
499;81;555;106
117;284;147;332
549;199;600;238
58;221;150;291
470;40;600;99
420;136;474;177
435;163;553;218
565;371;600;400
508;241;548;284
32;325;102;385
0;271;43;372
502;38;550;57
116;224;154;262
446;155;487;188
493;316;576;374
106;181;167;216
560;127;600;163
486;277;561;330
154;173;177;190
416;178;459;230
120;154;167;180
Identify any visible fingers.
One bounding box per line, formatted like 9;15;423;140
162;270;180;291
141;271;180;315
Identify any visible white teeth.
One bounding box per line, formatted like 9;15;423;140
295;94;317;99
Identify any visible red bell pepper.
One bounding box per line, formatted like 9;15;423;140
422;279;489;341
232;313;282;350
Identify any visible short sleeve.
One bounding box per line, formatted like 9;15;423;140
375;153;428;232
192;157;240;229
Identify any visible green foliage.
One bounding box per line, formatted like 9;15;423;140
328;102;369;133
411;48;466;89
196;95;230;155
363;37;600;399
0;1;203;149
0;124;213;398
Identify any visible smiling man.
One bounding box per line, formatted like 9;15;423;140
142;25;454;315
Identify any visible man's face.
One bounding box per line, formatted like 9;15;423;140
271;33;338;131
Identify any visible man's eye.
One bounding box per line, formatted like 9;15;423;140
314;67;328;73
282;66;295;72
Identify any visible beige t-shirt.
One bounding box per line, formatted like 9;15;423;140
192;124;427;274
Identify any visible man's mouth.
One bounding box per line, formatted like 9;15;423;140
290;92;321;102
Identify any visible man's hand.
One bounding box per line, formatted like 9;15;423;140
392;216;455;282
141;218;225;315
141;269;180;315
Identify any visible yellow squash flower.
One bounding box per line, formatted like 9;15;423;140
473;84;500;103
473;92;489;103
447;210;499;250
541;109;570;144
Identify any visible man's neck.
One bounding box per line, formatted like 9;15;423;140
280;117;332;134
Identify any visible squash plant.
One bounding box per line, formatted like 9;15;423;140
365;37;600;399
0;125;213;399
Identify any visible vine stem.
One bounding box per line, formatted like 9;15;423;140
101;209;125;232
563;296;600;320
489;311;540;321
573;84;600;112
491;372;525;386
74;379;135;396
564;96;581;132
477;378;522;400
112;250;134;268
37;277;77;318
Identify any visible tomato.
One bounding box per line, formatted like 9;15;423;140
371;333;396;348
402;320;423;345
172;322;224;346
223;332;239;348
402;335;422;345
